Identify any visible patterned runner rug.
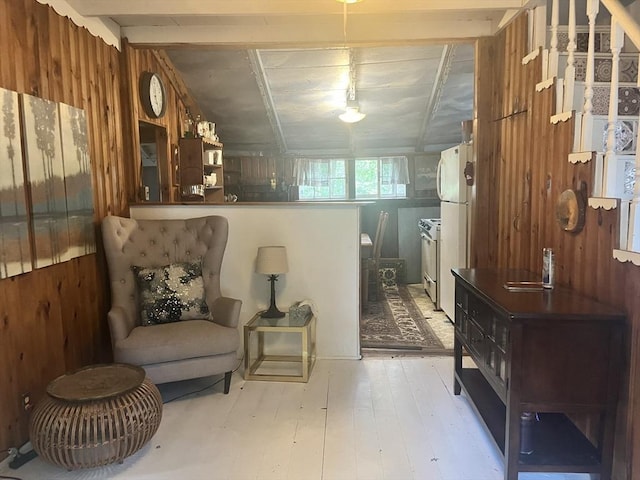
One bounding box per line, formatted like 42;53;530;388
360;282;449;353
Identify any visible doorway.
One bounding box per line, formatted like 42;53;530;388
139;122;168;202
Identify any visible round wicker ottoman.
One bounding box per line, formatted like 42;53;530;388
29;363;162;470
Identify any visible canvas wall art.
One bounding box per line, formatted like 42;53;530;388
0;88;32;278
21;93;71;268
59;103;96;258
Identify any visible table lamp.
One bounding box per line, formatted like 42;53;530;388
255;246;289;318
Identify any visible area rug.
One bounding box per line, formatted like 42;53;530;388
360;282;449;354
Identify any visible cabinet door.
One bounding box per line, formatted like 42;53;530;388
466;318;486;361
487;314;509;395
179;138;205;186
454;286;469;341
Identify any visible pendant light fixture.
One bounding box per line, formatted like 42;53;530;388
339;50;366;124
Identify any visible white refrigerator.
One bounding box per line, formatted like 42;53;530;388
437;144;471;321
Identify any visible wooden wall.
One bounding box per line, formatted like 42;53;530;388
121;42;202;204
0;0;194;458
473;14;640;479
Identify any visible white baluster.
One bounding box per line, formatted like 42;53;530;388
563;0;577;113
548;0;560;80
580;0;600;152
603;20;624;198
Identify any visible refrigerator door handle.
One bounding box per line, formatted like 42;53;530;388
436;155;443;200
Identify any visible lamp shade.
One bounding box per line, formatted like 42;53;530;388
255;246;289;275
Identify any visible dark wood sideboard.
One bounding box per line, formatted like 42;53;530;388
452;268;624;480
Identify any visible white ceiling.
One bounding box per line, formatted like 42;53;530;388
65;0;535;156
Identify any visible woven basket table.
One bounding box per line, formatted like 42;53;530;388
29;363;162;470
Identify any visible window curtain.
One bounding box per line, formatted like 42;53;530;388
381;156;410;185
293;158;326;186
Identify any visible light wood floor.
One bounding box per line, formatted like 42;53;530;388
2;357;590;480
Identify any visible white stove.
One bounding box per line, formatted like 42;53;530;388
419;218;441;309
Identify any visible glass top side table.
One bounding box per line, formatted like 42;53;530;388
244;311;316;382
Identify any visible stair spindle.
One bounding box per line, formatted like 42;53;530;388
563;0;577;113
580;0;600;152
603;19;624;198
549;0;560;80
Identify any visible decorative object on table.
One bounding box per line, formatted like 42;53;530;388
542;247;555;289
360;276;448;353
289;300;313;324
138;71;166;119
256;246;289;318
29;363;162;470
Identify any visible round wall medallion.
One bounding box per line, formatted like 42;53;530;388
555;188;585;233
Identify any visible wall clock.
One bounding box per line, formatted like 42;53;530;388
139;72;167;119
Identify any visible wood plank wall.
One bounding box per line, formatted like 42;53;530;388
121;43;203;204
473;14;640;479
0;0;195;458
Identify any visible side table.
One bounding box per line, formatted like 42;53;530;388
244;311;316;382
29;363;163;470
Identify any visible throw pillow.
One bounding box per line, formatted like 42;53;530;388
132;261;210;325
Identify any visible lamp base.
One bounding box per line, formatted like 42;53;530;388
261;274;285;318
260;306;285;319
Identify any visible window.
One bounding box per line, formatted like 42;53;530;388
296;159;347;200
354;156;408;199
295;156;408;200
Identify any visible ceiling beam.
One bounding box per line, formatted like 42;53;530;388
416;45;454;152
122;18;495;46
247;51;288;154
66;0;529;17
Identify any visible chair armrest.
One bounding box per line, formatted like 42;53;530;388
211;296;242;328
107;306;136;348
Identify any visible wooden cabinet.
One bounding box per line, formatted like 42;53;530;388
452;268;624;480
179;137;224;202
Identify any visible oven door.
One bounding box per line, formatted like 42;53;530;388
421;232;438;304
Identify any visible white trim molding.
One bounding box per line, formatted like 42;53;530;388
588;197;619;210
522;48;540;65
568;152;594;164
551;111;573;124
536;77;555;91
613;249;640;265
37;0;121;49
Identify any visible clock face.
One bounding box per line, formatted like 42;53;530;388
140;72;166;118
149;75;164;116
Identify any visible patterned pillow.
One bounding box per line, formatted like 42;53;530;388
132;261;210;326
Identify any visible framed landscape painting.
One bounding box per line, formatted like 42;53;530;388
59;102;95;258
0;88;32;278
21;93;71;269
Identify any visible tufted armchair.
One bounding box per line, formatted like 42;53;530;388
101;215;241;392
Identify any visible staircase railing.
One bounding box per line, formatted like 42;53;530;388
532;0;640;263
